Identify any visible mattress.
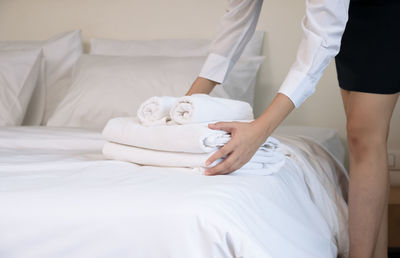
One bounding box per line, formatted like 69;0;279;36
0;126;349;258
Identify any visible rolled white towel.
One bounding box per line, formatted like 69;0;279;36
103;117;230;153
170;94;254;124
137;96;177;125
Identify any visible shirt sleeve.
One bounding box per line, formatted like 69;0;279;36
278;0;350;108
199;0;263;84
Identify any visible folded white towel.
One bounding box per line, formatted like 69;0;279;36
103;117;230;153
137;96;177;125
170;94;254;124
102;138;286;176
103;141;217;168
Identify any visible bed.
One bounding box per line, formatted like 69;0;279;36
0;125;348;258
0;29;349;257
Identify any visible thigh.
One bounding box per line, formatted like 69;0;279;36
341;90;399;139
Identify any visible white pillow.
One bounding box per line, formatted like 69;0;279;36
90;31;264;57
0;49;42;126
47;54;264;130
0;30;83;125
90;32;264;104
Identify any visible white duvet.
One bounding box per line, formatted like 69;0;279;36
0;126;349;258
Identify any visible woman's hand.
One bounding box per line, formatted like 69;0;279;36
205;93;295;176
205;120;270;176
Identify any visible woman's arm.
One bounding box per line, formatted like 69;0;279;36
206;0;350;175
186;77;217;96
278;0;350;107
187;0;263;95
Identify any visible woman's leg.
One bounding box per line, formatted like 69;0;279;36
340;90;398;258
374;203;388;258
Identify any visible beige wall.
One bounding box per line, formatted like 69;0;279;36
1;0;399;149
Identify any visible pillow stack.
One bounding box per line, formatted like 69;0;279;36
1;30;264;130
102;94;286;176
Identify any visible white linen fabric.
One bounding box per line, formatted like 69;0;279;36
137;96;176;126
89;31;264;105
0;49;42;126
0;126;348;258
170;94;254;124
200;0;350;108
278;135;349;255
0;30;83;124
47;54;263;131
103;117;230;153
102;141;286;176
274;126;346;165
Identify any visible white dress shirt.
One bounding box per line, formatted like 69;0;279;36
199;0;350;108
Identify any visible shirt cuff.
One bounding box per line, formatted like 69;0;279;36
278;69;317;108
199;53;232;84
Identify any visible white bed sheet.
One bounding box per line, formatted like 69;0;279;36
0;126;348;258
274;126;346;165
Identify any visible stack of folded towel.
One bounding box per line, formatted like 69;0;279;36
102;94;286;176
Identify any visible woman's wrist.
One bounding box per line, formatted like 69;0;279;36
186;77;218;96
252;93;295;138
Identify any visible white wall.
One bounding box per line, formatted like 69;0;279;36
1;0;399;149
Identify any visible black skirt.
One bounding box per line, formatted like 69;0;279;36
335;0;400;94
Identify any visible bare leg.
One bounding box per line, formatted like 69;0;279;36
340;90;398;258
373;203;388;258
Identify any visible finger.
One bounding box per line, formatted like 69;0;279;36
229;159;245;173
208;122;235;133
208;151;252;176
205;152;238;176
230;159;248;174
205;141;235;166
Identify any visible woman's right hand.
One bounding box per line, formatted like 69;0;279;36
205;119;271;175
205;93;295;176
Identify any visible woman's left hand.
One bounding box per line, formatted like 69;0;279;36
205;120;270;176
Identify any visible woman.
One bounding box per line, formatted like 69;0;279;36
186;0;400;257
